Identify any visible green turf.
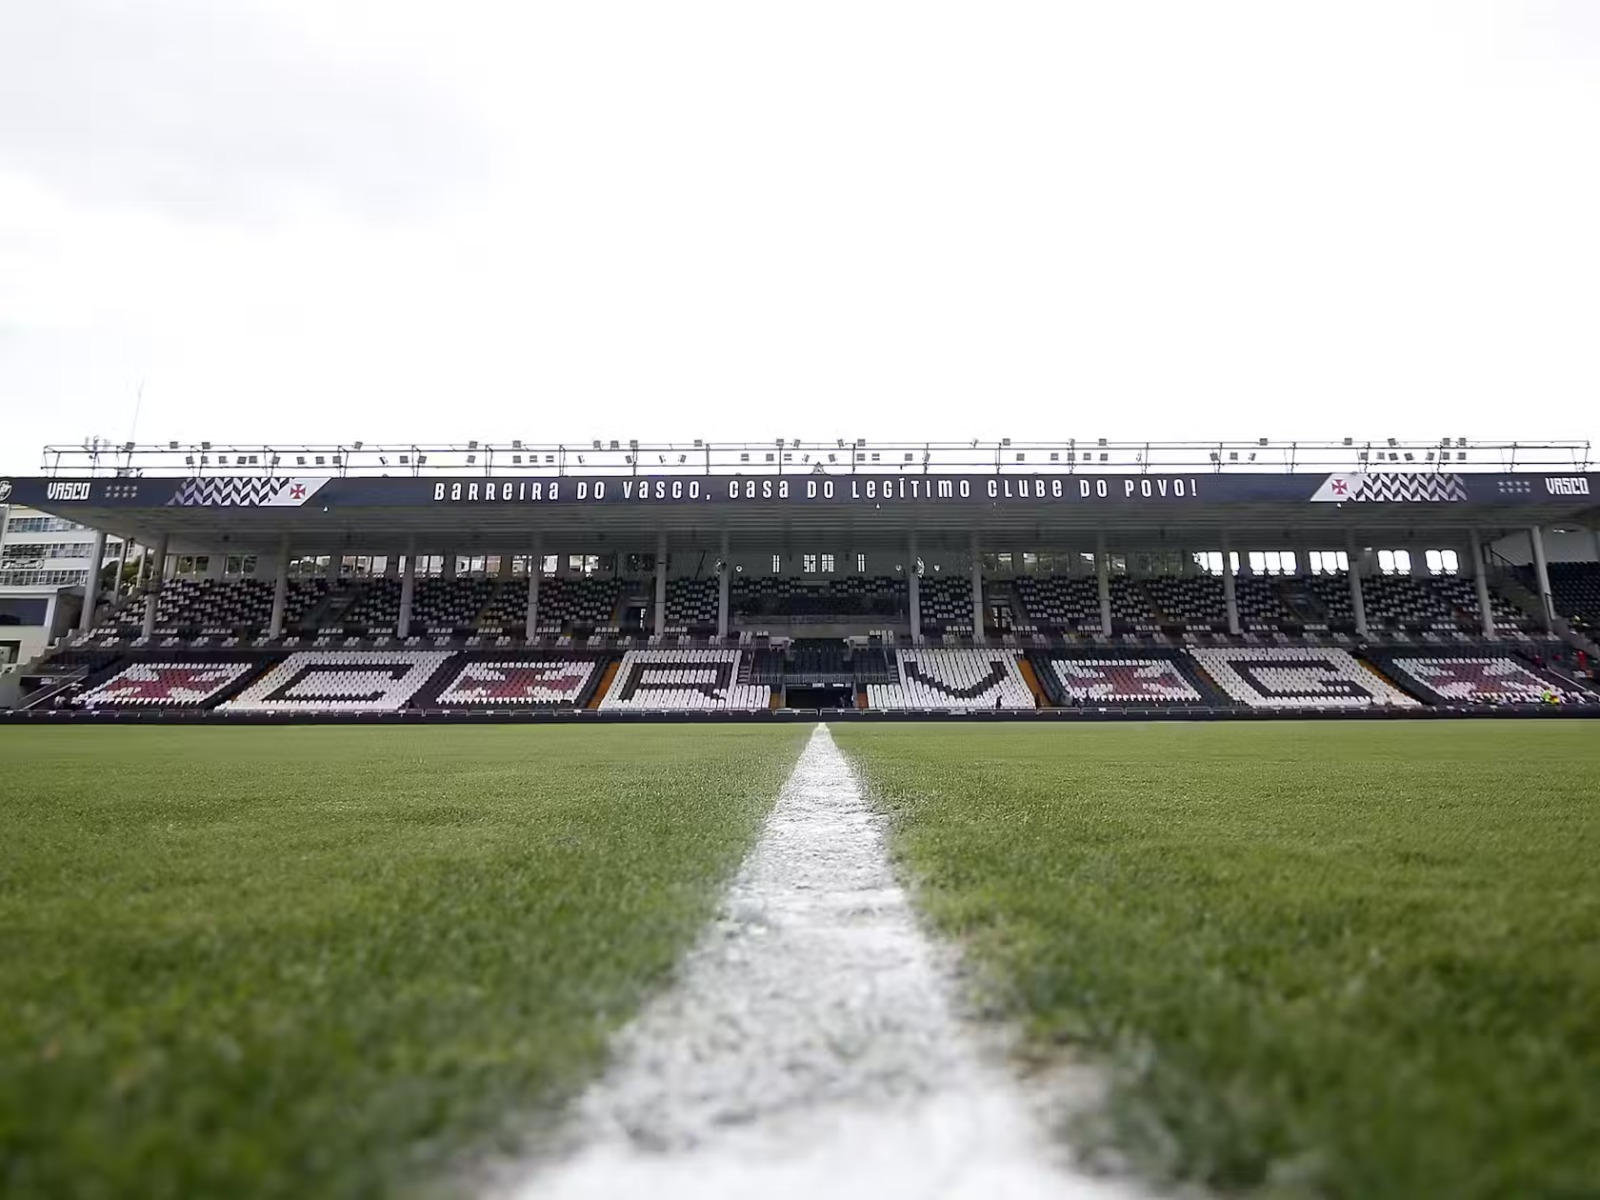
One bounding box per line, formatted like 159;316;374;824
0;725;807;1200
833;721;1600;1200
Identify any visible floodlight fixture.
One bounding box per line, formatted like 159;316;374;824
417;455;428;465
466;454;476;465
1342;437;1353;446
314;456;325;466
168;440;179;450
353;440;364;450
184;455;195;466
629;439;639;449
468;440;478;450
1257;437;1268;446
1097;437;1108;447
593;440;602;450
122;441;135;452
1001;437;1012;447
201;440;212;450
693;438;704;448
296;456;307;466
610;440;621;451
399;455;409;465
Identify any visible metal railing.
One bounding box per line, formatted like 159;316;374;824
37;437;1595;480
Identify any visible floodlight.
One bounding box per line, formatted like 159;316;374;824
740;453;750;462
185;455;195;466
200;455;209;465
1209;451;1220;462
610;440;620;451
201;440;212;450
314;456;325;466
512;439;522;450
693;438;704;448
629;439;639;449
837;438;846;448
168;440;179;450
122;441;135;452
1097;437;1108;447
333;455;343;466
353;440;363;450
466;454;476;465
1342;437;1353;446
296;456;307;466
399;455;409;465
775;438;784;447
468;440;478;450
1387;437;1398;447
764;453;775;463
1457;451;1467;460
903;452;914;462
417;455;428;465
1001;437;1012;447
1049;452;1059;462
593;440;602;450
216;455;228;465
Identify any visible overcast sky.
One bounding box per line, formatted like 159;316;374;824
2;0;1598;471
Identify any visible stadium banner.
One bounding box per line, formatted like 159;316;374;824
1;471;1594;511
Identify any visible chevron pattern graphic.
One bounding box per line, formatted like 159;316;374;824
1350;474;1468;503
166;477;321;507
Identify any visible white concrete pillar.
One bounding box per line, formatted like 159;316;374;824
1529;525;1555;629
1095;532;1112;638
654;533;668;636
141;532;169;639
524;535;542;641
1221;536;1240;636
498;553;514;581
113;537;130;600
908;531;921;642
383;554;400;580
79;528;108;632
1468;530;1495;639
1347;531;1368;639
717;530;731;639
398;542;417;639
205;553;225;581
443;552;457;582
970;531;985;642
267;539;291;638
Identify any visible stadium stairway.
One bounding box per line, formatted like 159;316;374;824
587;659;620;709
1016;656;1049;707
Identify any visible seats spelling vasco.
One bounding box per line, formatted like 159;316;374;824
222;651;454;712
78;662;255;707
599;649;770;711
1188;647;1416;709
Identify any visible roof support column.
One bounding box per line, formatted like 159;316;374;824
442;552;457;582
1529;525;1555;630
268;536;290;640
141;532;169;641
653;532;668;638
79;528;107;633
1346;530;1368;639
113;536;130;602
970;531;985;643
398;538;416;640
383;554;399;579
525;534;542;643
1221;534;1240;636
908;531;921;643
205;552;225;581
1096;532;1112;639
1468;529;1495;639
717;530;731;640
324;553;341;583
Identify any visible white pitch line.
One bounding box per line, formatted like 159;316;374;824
498;724;1146;1200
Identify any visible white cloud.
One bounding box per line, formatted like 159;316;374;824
1;0;1597;469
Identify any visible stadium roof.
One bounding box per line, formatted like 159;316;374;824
5;438;1596;555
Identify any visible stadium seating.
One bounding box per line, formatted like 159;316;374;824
731;576;905;619
433;658;601;707
1142;577;1227;631
599;649;770;710
663;578;718;630
142;578;328;636
1013;576;1100;632
78;661;257;707
1188;647;1417;708
1428;578;1536;633
867;648;1033;709
1235;578;1301;632
1381;654;1591;705
222;651;454;712
1041;654;1205;704
917;576;975;633
1547;563;1600;633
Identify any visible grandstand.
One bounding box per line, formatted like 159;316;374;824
3;437;1598;717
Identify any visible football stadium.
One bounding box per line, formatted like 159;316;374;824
3;437;1600;1199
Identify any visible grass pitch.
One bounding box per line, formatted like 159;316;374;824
0;725;808;1200
834;721;1600;1200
